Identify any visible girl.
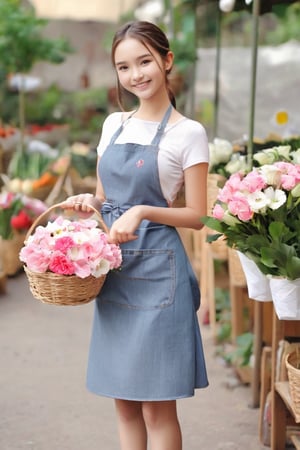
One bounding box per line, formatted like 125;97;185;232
63;20;209;450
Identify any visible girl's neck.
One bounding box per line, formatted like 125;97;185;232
134;98;172;122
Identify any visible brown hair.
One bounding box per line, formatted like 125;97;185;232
111;21;176;110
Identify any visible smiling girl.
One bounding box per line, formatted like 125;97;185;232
63;20;209;450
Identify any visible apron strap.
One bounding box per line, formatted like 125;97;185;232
109;104;173;146
151;104;173;146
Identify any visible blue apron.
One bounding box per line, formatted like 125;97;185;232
86;105;208;400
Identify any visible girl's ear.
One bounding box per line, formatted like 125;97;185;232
165;51;174;72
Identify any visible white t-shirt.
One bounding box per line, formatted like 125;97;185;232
97;112;209;204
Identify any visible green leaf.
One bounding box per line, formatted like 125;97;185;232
268;221;289;240
201;216;227;233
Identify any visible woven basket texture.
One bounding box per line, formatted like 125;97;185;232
1;233;25;276
24;265;105;306
286;351;300;423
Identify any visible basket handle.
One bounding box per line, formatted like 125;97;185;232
25;202;109;241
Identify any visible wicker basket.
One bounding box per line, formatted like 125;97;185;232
24;266;106;305
23;202;109;306
0;233;26;276
285;350;300;422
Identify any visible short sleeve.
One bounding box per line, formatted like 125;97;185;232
97;112;123;156
180;121;209;170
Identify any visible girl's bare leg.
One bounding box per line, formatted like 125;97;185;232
142;400;182;450
114;399;147;450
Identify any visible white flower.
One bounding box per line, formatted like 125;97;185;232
91;259;110;277
254;148;277;165
291;148;300;164
276;145;291;159
219;0;236;12
225;154;247;175
209;138;233;167
259;164;282;188
219;0;252;13
264;187;287;210
247;191;270;213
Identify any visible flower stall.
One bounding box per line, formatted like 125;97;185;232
202;142;300;448
0;191;47;276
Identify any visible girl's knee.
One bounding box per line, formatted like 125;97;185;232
142;401;178;429
115;399;143;423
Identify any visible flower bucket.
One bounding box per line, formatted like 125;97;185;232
237;252;272;302
269;277;300;320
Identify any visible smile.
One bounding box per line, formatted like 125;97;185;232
133;81;150;89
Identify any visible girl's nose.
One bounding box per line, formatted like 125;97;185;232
132;67;143;81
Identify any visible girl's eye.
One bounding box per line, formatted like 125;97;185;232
117;65;128;72
141;59;151;66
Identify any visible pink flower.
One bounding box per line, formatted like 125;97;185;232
241;170;266;193
274;162;300;189
72;259;92;278
218;172;242;203
228;195;253;221
54;236;75;253
20;244;51;273
212;204;225;220
49;251;75;275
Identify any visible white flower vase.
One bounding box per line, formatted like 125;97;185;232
269;278;300;320
237;252;272;302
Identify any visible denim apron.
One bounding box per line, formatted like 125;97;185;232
86;105;208;400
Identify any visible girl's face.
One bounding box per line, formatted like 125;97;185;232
114;37;173;103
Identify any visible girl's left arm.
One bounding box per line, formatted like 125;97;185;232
140;162;208;229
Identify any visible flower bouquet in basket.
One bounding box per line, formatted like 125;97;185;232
202;161;300;320
20;203;122;306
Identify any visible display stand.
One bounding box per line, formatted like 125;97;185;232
270;308;300;450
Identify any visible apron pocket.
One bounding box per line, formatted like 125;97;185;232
101;249;176;310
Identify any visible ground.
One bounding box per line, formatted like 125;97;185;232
0;272;270;450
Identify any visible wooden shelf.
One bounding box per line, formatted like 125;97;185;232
291;434;300;450
271;311;300;450
275;382;300;423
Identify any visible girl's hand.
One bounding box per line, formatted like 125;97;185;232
60;194;101;215
108;205;142;244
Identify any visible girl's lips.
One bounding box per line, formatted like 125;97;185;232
133;80;150;89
